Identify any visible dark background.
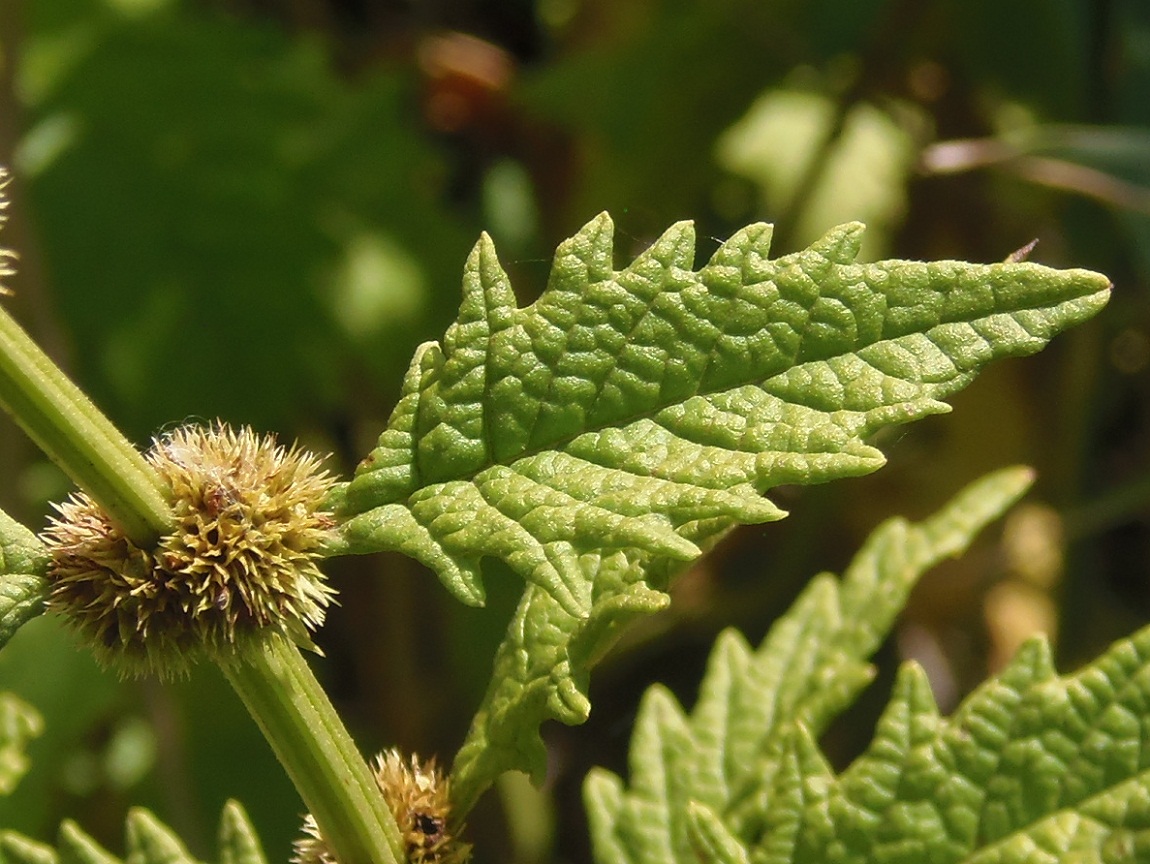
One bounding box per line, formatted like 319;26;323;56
0;1;1147;862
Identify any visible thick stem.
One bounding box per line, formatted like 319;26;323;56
0;303;171;547
222;632;406;864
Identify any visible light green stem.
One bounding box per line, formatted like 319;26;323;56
0;304;171;547
223;632;405;864
0;302;402;862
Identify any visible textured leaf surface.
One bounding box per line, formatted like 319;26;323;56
453;466;1038;811
0;803;263;864
0;509;48;653
339;215;1109;618
749;631;1150;864
583;468;1039;864
0;695;42;797
451;550;671;812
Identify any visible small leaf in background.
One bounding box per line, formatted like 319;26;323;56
0;831;57;864
0;617;123;842
0;508;48;653
57;820;120;864
17;8;478;440
717;89;915;258
218;801;267;864
0;803;267;864
124;807;197;864
583;467;1034;864
0;694;43;797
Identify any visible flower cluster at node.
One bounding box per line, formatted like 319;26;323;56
43;424;337;677
293;749;470;864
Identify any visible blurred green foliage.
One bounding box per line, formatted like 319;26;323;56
0;1;1147;862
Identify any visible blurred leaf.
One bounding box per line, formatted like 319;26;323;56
217;802;267;864
717;89;916;257
0;618;120;838
0;509;48;651
0;694;43;797
58;820;120;864
951;0;1089;119
1020;125;1150;186
0;803;264;864
0;831;57;864
22;8;476;437
123;808;197;864
521;0;886;226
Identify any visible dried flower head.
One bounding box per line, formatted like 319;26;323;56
293;749;470;864
43;423;337;677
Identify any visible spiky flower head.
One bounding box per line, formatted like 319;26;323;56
293;749;470;864
43;423;337;678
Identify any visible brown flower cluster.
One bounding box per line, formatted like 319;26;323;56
293;749;470;864
43;424;337;677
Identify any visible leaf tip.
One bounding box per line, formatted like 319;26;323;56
810;221;866;263
576;211;616;246
467;231;502;276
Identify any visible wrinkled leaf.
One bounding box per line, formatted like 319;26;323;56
584;468;1036;864
747;631;1150;864
451;550;670;812
375;212;1107;811
341;215;1109;621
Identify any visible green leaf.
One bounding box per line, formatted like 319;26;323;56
685;802;748;864
57;822;118;864
0;694;43;797
340;215;1109;618
747;629;1150;864
0;508;49;651
217;802;267;864
583;467;1035;864
450;551;671;813
124;809;197;864
0;805;267;864
427;212;1106;812
0;832;57;864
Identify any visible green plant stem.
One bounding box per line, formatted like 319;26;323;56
223;631;406;864
0;302;403;861
0;304;171;547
